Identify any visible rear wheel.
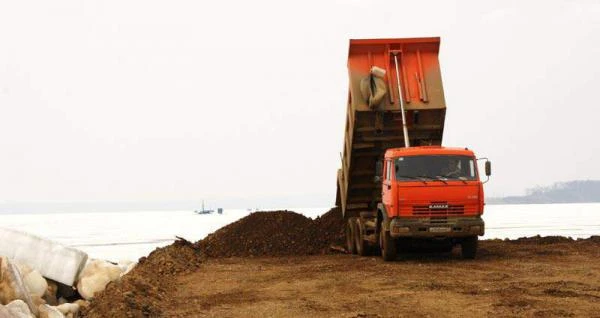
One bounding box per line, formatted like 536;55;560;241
355;218;368;256
379;225;397;261
461;236;478;259
345;217;357;254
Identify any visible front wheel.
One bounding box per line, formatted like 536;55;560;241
379;225;397;261
461;236;478;259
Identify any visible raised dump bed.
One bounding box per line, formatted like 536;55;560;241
336;37;447;218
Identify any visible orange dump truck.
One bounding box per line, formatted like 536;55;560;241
336;37;491;260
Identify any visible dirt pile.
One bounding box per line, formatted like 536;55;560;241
313;207;345;247
82;208;344;317
81;238;204;318
197;208;344;257
511;235;576;244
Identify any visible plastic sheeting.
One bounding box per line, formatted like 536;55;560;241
0;228;88;286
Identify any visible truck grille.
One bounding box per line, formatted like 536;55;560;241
412;203;465;216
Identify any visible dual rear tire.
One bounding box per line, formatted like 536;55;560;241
345;218;357;254
354;218;369;256
346;217;370;256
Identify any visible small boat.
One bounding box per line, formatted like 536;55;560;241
195;201;214;214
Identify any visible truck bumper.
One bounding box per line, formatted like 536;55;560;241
388;216;484;238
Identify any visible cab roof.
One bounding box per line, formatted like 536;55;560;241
384;146;475;158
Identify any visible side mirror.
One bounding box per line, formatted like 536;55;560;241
485;161;491;176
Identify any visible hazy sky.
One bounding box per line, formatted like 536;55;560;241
1;0;599;205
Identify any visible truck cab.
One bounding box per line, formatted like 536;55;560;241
377;146;488;260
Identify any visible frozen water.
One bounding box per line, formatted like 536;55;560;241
0;204;598;262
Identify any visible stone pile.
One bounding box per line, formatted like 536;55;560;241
0;239;136;318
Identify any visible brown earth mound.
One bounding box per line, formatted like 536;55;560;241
512;235;575;244
81;238;205;318
82;208;344;317
313;207;345;247
197;208;344;257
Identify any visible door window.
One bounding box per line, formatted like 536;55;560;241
385;160;392;181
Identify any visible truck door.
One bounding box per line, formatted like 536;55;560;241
382;160;393;212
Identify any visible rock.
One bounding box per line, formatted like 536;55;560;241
44;280;58;306
73;299;89;309
30;296;46;310
0;304;12;318
6;299;34;318
77;274;111;300
0;228;88;286
14;263;32;276
76;260;123;300
22;269;47;298
121;262;137;277
38;304;65;318
0;256;37;316
56;303;79;315
117;260;137;277
117;260;134;271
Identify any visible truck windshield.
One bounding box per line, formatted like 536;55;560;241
394;155;477;181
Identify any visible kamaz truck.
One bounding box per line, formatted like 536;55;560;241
336;37;491;261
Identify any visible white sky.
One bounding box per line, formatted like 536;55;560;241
1;0;599;204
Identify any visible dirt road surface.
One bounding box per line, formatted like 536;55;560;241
167;240;600;318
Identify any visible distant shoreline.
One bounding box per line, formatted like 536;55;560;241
488;180;600;205
487;200;600;205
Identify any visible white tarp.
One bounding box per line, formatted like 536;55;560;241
0;228;88;286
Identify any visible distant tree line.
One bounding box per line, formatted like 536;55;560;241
488;180;600;204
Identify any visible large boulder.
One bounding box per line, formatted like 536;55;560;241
0;256;37;316
22;269;48;298
0;304;12;318
12;262;47;313
0;228;88;286
76;260;123;300
6;299;34;318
